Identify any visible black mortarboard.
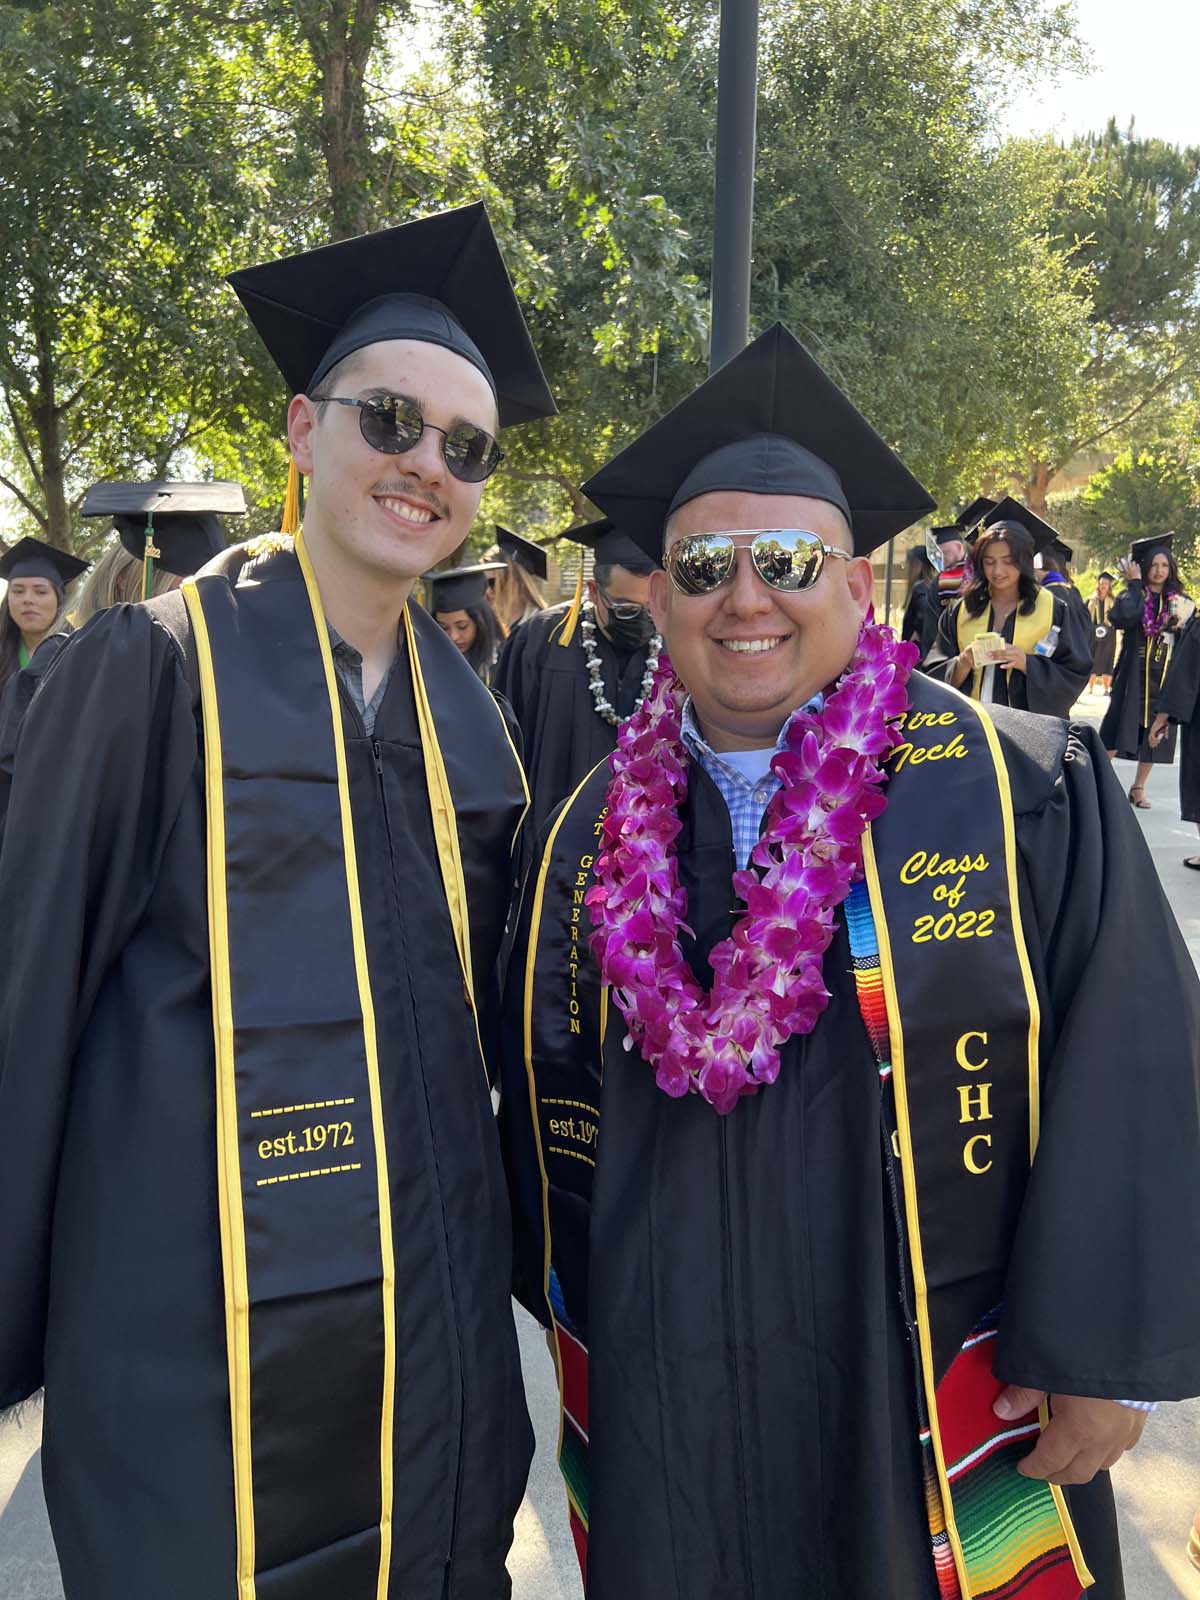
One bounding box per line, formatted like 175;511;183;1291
0;536;88;589
957;496;997;534
581;324;934;561
1130;534;1174;567
932;525;967;547
424;561;504;613
229;203;556;429
1098;570;1115;582
980;497;1058;556
494;526;549;581
558;518;659;571
81;481;246;577
1044;537;1074;569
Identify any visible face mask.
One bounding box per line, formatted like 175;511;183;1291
602;606;656;652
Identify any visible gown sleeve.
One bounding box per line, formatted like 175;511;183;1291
1159;619;1200;724
1107;582;1144;631
919;596;961;679
492;622;528;729
1020;592;1091;716
994;721;1200;1400
0;608;197;1408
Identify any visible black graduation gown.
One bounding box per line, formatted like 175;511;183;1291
503;712;1200;1600
900;579;932;645
0;593;532;1599
492;601;653;841
1098;584;1190;764
1158;616;1200;824
1087;596;1118;677
927;592;1091;717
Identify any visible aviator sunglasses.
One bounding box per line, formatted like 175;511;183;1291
319;393;504;483
665;529;852;596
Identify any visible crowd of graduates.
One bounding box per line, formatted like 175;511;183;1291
0;203;1197;1600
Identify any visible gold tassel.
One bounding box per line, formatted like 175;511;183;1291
281;458;302;536
556;553;585;647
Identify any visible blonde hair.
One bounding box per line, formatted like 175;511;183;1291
73;541;179;624
487;553;546;631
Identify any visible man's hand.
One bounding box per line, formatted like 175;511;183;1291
1150;713;1171;748
993;1385;1148;1484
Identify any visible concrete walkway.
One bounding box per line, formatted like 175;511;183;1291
2;686;1197;1597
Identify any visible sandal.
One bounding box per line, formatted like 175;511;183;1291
1185;858;1200;871
1128;786;1152;809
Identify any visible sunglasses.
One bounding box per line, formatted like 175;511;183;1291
665;530;852;596
320;393;504;483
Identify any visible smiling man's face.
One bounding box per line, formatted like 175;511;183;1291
287;338;497;584
649;490;875;751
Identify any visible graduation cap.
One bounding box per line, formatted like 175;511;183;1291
423;562;504;614
581;323;934;563
494;526;549;582
81;481;246;595
1130;533;1174;567
548;518;660;648
957;496;997;534
1044;537;1074;569
229;203;556;430
978;497;1058;557
1098;570;1115;582
0;536;88;589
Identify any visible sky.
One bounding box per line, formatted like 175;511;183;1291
1004;0;1200;147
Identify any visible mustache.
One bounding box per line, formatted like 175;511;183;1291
373;476;448;519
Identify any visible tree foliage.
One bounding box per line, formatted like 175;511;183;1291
1079;449;1200;565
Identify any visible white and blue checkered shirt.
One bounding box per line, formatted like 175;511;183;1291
680;692;1157;1415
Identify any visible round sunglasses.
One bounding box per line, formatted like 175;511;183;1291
665;530;852;595
319;393;504;483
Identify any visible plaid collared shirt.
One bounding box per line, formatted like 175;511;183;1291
680;695;821;869
329;626;399;737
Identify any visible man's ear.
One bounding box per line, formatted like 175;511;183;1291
287;394;318;476
846;555;875;616
648;568;670;633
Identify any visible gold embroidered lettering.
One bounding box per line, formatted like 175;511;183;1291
957;1082;993;1123
963;1134;993;1175
956;1031;989;1071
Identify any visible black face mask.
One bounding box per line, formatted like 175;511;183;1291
601;606;656;652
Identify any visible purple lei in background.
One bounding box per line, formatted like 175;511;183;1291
1142;587;1175;637
586;619;919;1114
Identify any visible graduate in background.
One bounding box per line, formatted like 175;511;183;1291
899;541;935;645
487;525;548;632
501;324;1200;1600
926;500;1091;717
1088;571;1118;694
493;517;661;841
1039;535;1092;632
0;538;87;693
425;560;506;684
1099;534;1194;808
0;205;554;1600
1150;611;1200;866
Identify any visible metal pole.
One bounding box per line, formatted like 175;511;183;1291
883;536;895;627
709;0;760;373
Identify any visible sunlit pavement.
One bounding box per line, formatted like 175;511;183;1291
2;686;1197;1597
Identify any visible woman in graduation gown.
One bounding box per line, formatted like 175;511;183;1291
0;537;87;692
927;517;1091;717
1150;613;1200;866
1100;536;1193;807
1088;571;1118;693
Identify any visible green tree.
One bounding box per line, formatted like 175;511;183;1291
1079;449;1200;564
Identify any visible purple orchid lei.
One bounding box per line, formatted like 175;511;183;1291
1142;587;1176;637
586;619;920;1114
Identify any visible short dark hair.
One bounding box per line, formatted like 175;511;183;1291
594;558;657;587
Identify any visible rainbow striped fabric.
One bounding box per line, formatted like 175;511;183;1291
845;879;1082;1600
